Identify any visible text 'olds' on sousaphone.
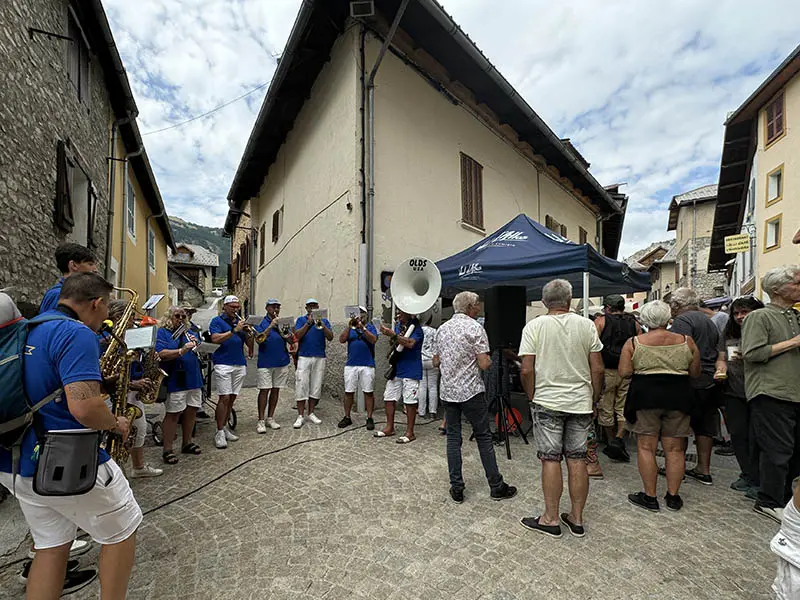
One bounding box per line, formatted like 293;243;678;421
390;257;441;317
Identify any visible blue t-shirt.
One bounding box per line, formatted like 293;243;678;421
394;320;424;380
209;315;248;366
0;312;108;477
155;328;204;392
295;316;331;358
346;323;378;367
38;278;64;314
256;317;291;368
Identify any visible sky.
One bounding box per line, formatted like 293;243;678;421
104;0;800;259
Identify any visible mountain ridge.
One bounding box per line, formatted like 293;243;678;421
169;216;230;267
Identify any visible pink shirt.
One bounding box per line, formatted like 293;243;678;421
433;313;490;403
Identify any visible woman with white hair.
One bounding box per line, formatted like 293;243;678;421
618;300;701;512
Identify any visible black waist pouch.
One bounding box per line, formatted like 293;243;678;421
33;430;101;496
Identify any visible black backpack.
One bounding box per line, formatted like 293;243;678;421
600;313;638;369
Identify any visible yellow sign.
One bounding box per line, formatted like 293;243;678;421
724;233;751;254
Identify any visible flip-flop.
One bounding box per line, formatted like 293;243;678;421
396;435;416;444
373;431;394;438
181;443;201;455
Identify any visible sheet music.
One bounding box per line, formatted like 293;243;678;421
197;342;220;354
124;326;158;350
245;315;262;326
344;305;361;320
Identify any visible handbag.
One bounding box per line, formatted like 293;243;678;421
33;429;101;496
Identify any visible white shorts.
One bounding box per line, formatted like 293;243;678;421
258;366;290;390
295;356;326;401
344;366;375;394
165;388;203;414
214;364;247;396
120;393;146;449
0;460;142;549
384;378;420;405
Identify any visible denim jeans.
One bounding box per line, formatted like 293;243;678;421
444;393;504;492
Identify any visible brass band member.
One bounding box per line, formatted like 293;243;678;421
293;299;332;428
106;300;162;478
0;273;141;598
209;295;253;449
156;306;203;463
39;243;98;314
254;299;292;432
338;306;378;430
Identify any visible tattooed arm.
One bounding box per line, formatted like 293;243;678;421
65;381;128;437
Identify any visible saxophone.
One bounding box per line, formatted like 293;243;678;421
137;350;167;404
100;288;143;464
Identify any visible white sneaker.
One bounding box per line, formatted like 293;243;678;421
215;430;228;449
256;420;267;434
224;427;240;442
28;539;91;560
267;417;281;430
130;465;163;478
308;413;322;425
293;415;305;429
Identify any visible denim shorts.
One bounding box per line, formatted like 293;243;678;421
532;404;592;461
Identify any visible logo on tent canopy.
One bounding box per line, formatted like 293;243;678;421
458;263;482;278
476;230;529;251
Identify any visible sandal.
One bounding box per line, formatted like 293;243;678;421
396;435;416;444
181;443;201;455
162;451;179;465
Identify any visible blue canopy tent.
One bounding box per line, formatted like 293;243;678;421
436;214;651;316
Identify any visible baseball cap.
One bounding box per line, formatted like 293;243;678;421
305;298;319;305
266;298;281;306
223;295;240;305
179;303;197;313
603;294;625;310
358;305;368;313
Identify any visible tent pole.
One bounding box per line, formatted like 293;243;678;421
582;272;590;318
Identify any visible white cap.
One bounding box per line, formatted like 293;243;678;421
305;298;319;305
358;305;368;313
223;295;240;305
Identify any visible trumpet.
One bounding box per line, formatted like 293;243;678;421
235;313;258;339
349;316;362;330
308;311;324;330
254;327;269;344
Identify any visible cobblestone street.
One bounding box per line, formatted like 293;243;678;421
0;388;780;600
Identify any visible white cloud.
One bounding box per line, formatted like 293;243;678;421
105;0;800;257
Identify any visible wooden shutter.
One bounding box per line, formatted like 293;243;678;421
460;153;483;228
579;227;587;245
545;215;553;230
259;223;266;265
766;92;784;145
54;140;74;232
272;210;280;243
87;183;98;248
560;224;567;238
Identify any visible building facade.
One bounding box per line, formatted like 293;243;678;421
625;240;675;303
224;1;631;397
0;0;173;315
710;44;800;298
168;243;219;297
667;185;727;300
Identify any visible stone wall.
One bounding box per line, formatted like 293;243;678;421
230;199;251;313
0;0;113;316
168;268;204;308
673;236;727;301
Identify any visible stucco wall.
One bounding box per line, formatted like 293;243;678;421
250;27;360;320
368;33;600;312
754;72;800;296
109;141;169;310
0;0;113;315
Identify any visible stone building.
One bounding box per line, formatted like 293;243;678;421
0;0;173;315
624;240;675;305
167;267;204;308
667;184;727;300
227;199;254;315
168;243;219;297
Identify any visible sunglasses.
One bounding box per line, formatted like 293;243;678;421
174;313;187;318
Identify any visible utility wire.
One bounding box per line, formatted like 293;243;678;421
141;80;272;136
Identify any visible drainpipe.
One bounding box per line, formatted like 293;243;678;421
119;144;143;288
104;120;118;281
691;198;697;288
250;228;257;316
364;0;411;317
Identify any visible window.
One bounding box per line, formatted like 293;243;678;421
579;227;588;245
765;92;785;146
147;226;155;271
766;165;783;206
714;286;724;297
545;215;567;238
765;214;782;252
126;176;136;239
460;153;483;229
177;288;185;302
259;223;266;265
746;177;756;217
272;208;283;243
55;140;96;246
66;10;90;104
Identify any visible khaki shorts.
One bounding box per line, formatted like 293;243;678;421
626;409;691;438
598;369;630;427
